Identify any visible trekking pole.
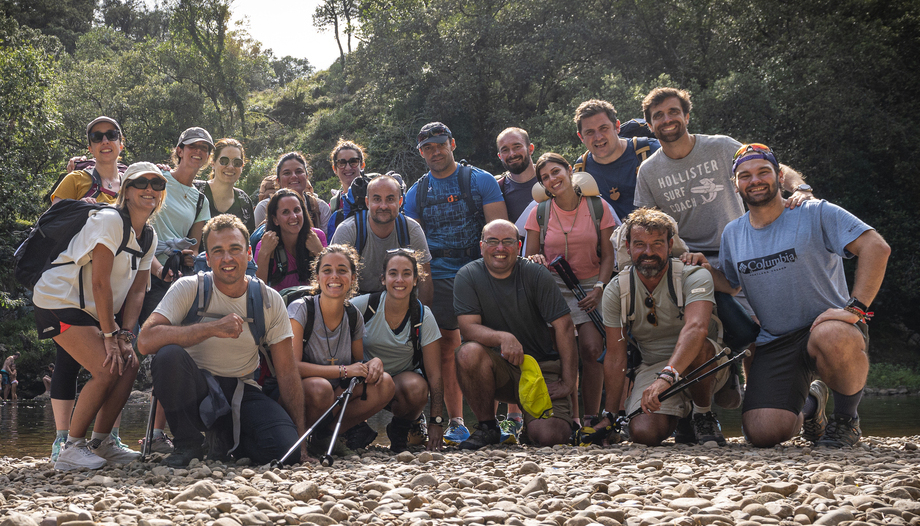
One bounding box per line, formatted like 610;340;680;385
273;376;365;467
141;393;157;460
626;349;749;421
321;376;363;467
549;256;606;340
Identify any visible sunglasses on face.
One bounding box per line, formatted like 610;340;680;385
732;143;772;162
128;177;166;191
335;157;361;168
645;293;658;326
417;125;450;143
88;130;121;143
218;156;244;168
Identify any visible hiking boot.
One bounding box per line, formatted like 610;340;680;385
407;414;428;446
345;421;378;450
815;414;861;448
673;416;696;444
139;434;175;454
691;411;727;446
309;433;355;458
443;420;470;446
51;434;67;462
164;443;204;468
54;438;107;471
205;429;233;462
459;423;501;450
386;419;411;453
111;434;138;456
498;417;523;445
577;413;619;446
90;436;141;465
801;380;829;443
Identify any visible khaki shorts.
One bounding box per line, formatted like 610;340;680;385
625;339;730;418
485;349;573;425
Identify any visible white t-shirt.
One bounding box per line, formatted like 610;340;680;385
153;276;293;381
33;208;157;320
351;292;440;376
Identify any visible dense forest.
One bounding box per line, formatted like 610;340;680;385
1;0;918;388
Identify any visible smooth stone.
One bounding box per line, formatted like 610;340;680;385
814;510;855;525
170;480;217;504
296;513;336;525
211;519;241;526
519;462;541;474
743;504;771;517
522;476;548;496
762;482;798;496
670;498;713;510
1;514;39;526
290;481;320;502
765;502;794;518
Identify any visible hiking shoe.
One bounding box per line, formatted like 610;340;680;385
673;416;696;444
815;414;861;448
407;414;428;446
801;380;829;443
458;423;501;450
345;421;378;450
164;443;204;468
443;420;470;446
309;433;356;457
387;420;411;453
54;438;107;471
90;436;141;464
691;411;727;446
577;413;620;446
139;434;175;454
498;417;523;445
51;434;67;462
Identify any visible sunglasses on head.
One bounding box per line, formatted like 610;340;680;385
218;156;244;168
386;248;416;256
732;143;772;162
128;177;166;191
417;125;450;143
335;157;361;168
88;130;120;143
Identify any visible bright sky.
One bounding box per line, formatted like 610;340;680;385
229;0;344;70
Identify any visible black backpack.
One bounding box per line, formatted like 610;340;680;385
327;174;371;238
14;200;154;299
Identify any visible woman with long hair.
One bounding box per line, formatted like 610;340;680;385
255;189;326;290
197;138;255;235
524;152;616;428
288;245;395;457
351;249;443;452
32;162;164;470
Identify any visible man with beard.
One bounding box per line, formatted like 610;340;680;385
331;174;433;302
495;127;539;224
573;99;660;221
716;144;889;448
597;207;733;446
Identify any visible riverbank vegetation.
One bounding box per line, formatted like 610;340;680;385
1;0;918;395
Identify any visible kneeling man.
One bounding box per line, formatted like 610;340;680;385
599;208;732;446
453;220;577;449
139;215;307;466
719;144;889;447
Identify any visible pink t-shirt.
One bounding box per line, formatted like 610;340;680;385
254;228;327;291
525;197;615;279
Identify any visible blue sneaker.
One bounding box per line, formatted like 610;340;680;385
498;418;523;445
51;434;67;462
443;420;470;446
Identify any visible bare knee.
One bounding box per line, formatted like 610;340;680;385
393;372;429;413
302;378;334;405
742;409;801;447
527;418;571;446
628;414;675;446
455;341;489;371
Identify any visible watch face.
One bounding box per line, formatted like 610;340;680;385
433;416;444;425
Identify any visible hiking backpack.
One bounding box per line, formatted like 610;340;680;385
413;161;484;232
618;118;657;140
14;201;154;298
327;174;371;238
534;195;606;257
359;291;426;376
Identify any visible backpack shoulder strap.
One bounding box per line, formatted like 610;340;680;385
414;174;429;229
633;137;652;169
302;296;316;348
572;151;590;173
345;302;358;337
411;299;424;372
536;200;551;252
666;259;686;319
86;169;103;199
586;196;604;256
245;277;267;346
183;272;213;325
457;164;483;227
189;191;206;237
355;210;368;254
362;291;384;325
496;174;507;196
618;267;637;329
395;214;410;247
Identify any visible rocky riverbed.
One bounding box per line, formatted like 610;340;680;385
1;436;919;526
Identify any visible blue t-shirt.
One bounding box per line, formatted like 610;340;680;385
404;165;504;279
719;200;872;345
576;138;660;221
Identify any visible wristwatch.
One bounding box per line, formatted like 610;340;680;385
102;330;119;339
431;415;444;426
795;184;813;193
593;281;605;289
846;296;868;312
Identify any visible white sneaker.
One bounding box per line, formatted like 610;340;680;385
54;438;107;471
90;436;141;464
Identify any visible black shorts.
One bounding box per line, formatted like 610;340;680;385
742;323;869;415
33;307;99;340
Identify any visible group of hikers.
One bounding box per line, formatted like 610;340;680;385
25;85;890;471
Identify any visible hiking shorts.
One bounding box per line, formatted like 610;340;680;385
485;348;573;425
431;278;458;330
742;323;869;415
33;306;99;339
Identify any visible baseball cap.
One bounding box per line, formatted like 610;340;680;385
121;162;166;184
86;116;123;139
417;122;452;148
176;127;214;148
518;355;553;419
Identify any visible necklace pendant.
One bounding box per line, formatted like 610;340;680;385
327;357;338;365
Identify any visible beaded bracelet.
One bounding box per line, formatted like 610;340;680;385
844;306;873;324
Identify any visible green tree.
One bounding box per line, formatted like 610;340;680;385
0;0;94;52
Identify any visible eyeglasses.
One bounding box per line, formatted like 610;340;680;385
482;238;518;248
645;293;658;326
128;177;166;191
218;156;244;168
417;125;450;144
732;143;772;162
88;130;120;143
334;157;361;168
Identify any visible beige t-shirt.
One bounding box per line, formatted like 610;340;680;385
153;276;293;380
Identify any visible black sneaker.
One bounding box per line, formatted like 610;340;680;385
691;411;727;446
815;414;861;448
345;421;378;450
458;423;501;450
386;419;411;453
164;443;204;467
801;380;829;443
673;415;696;444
